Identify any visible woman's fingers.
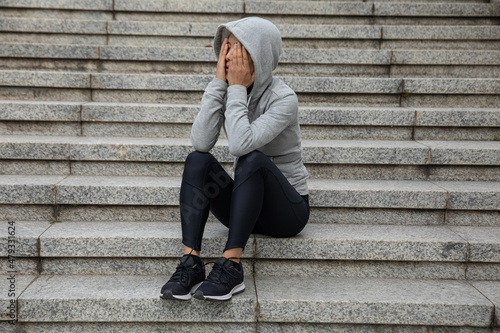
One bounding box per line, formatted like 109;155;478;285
216;38;228;81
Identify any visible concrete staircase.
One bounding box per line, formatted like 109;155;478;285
1;0;500;332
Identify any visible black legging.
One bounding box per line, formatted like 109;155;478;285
180;150;310;252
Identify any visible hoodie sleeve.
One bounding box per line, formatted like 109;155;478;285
224;84;298;157
190;78;227;152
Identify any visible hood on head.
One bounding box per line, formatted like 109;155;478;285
214;17;282;98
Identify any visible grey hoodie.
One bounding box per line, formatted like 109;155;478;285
191;17;309;195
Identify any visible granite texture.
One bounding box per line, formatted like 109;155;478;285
446;211;500;227
81;122;192;138
69;161;188;177
0;120;81;136
17;275;257;322
107;21;217;36
429;166;500;182
41;257;253;276
298;106;415;126
383;26;500;40
307;179;448;209
55;175;180;205
39;221;253;258
0;258;38;275
418;141;500;165
82;103;197;123
0;204;54;223
277;24;381;39
0;160;69;176
281;49;390;65
0;43;99;59
0;101;81;121
415;108;500;127
415;128;500;141
451;226;500;263
0;221;51;257
375;3;500;17
471;281;500;326
279;77;402;94
308;207;444;226
404;78;500;95
300;125;412;141
467;263;500;281
0;0;113;10
91;73;211;90
301;140;429;165
1;275;37;321
392;50;500;65
0;175;64;204
246;2;373;16
256;277;493;326
113;0;244;13
0;18;107;34
100;46;214;62
254;224;467;262
56;204;183;222
0;70;90;88
434;181;500;211
17;322;256;333
255;260;466;280
0;135;73;160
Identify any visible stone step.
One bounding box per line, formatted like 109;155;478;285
1;135;500;166
2;101;500;140
3;18;500;40
10;274;498;328
1;71;499;107
1;44;499;78
1;175;499;211
2;221;500;279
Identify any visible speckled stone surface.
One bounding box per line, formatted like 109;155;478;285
301;140;429;165
107;21;216;36
404;78;500;95
0;160;69;176
281;48;390;65
280;77;402;94
56;204;183;222
0;258;37;275
41;257;253;276
114;0;243;13
247;2;372;16
471;281;500;325
39;221;253;258
375;3;500;17
415;128;500;141
446;211;500;227
17;322;256;333
255;260;466;280
307;179;447;209
277;24;381;39
0;43;99;59
393;51;500;66
1;275;36;321
81;122;192;138
0;0;113;10
70;161;187;177
418;141;500;165
0;120;81;136
0;101;81;121
0;221;51;257
55;175;180;205
0;70;90;88
17;275;256;322
467;263;500;281
298;107;415;126
91;73;211;90
429;166;500;182
256;277;493;326
0;135;73;160
254;224;467;261
383;26;500;40
0;205;54;222
450;226;500;263
0;175;63;204
82;103;198;123
434;181;500;210
0;18;107;34
100;46;214;62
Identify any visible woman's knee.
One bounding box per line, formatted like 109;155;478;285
183;151;216;182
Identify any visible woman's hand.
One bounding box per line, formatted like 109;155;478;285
227;42;255;88
216;38;229;82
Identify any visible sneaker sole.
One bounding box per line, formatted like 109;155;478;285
193;282;246;301
160;281;203;301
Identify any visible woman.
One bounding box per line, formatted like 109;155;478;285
160;17;310;301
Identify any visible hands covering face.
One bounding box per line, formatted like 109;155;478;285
216;37;255;88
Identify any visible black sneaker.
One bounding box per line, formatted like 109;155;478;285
193;257;245;301
160;254;205;300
